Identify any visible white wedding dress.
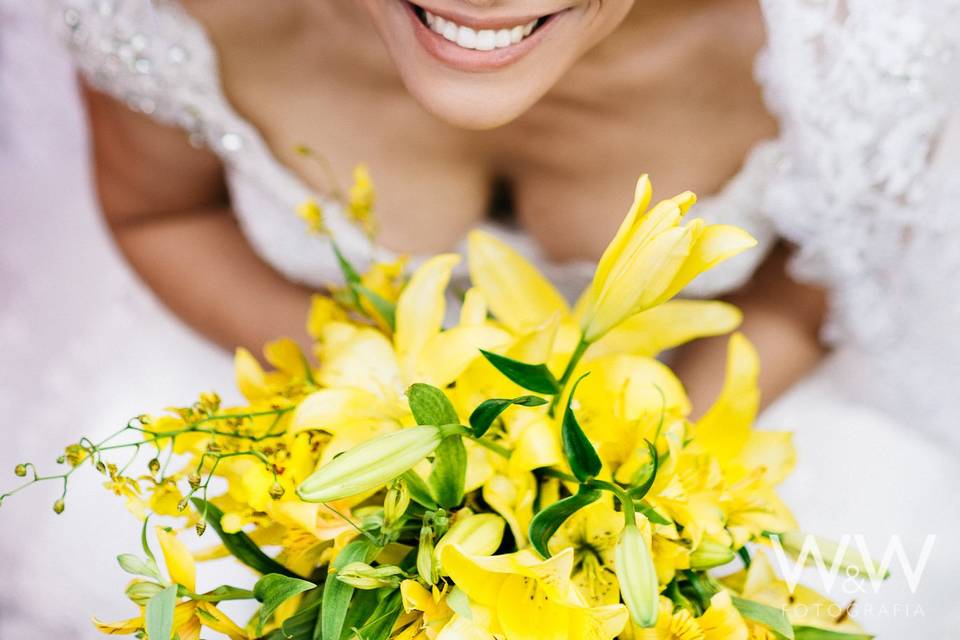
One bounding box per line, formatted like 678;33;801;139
2;0;960;637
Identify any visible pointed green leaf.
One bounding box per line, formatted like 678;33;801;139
407;383;460;426
401;470;438;509
429;435;467;508
319;539;379;640
529;486;602;558
731;596;794;640
561;374;602;482
469;395;548;437
356;284;397;331
145;584;177;640
191;498;301;578
627;440;659;500
636;501;671;525
479;350;561;395
352;590;404;640
253;574;318;635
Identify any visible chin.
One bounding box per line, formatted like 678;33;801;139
360;0;628;130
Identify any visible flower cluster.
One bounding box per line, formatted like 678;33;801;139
3;176;877;640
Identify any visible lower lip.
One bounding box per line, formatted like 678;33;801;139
401;1;563;72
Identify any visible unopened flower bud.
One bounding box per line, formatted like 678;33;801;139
177;499;188;512
336;562;404;589
615;524;659;627
53;499;65;514
417;526;438;585
148;458;161;475
297;426;445;503
435;514;505;574
383;480;410;528
14;464;27;477
187;472;201;489
96;460;107;474
269;482;285;500
125;581;164;606
56;455;66;465
775;531;888;579
689;537;736;570
195;520;207;537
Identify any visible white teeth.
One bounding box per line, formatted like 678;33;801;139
422;9;540;51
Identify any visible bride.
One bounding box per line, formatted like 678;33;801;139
2;0;959;636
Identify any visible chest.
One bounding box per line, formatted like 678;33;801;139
189;0;775;262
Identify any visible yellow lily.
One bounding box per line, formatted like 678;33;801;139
578;175;756;343
549;500;624;606
623;592;748;640
94;528;246;639
441;544;629;640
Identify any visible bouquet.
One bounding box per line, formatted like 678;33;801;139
3;175;878;640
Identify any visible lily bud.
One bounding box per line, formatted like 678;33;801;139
125;581;165;606
14;464;26;477
775;531;889;579
383;480;411;528
689;537;736;570
336;562;405;590
52;499;65;514
297;426;445;503
417;525;438;585
435;513;505;573
614;524;659;627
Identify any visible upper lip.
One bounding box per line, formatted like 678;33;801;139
407;1;556;30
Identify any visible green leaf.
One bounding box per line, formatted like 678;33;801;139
192;585;255;602
319;539;379;640
339;589;382;640
332;243;363;305
731;596;794;640
561;374;602;482
253;573;318;635
627;440;659;500
401;470;438;509
191;498;301;578
356;284;397;331
636;501;671;525
117;553;162;582
271;602;320;640
145;584;177;640
792;628;873;640
479;350;561;395
429;435;467;509
528;486;602;558
407;383;460;426
352;590;404;640
469;396;547;437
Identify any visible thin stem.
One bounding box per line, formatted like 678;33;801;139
548;335;590;417
468;436;512;459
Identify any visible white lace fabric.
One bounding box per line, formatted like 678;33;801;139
48;0;960;448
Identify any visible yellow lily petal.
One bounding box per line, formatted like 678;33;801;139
263;337;309;377
467;230;569;333
440;545;510;607
195;602;248;640
395;254;461;374
592;175;654;290
568;603;630;640
415;325;512;387
291;388;402;437
739;431;796;485
156;526;196;592
317;323;404;398
460;287;489;326
92;615;144;635
496;573;572;640
695;333;759;462
235;347;269;402
697;592;748;640
587;301;742;360
656;224;758;305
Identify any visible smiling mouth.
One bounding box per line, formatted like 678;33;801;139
409;3;550;51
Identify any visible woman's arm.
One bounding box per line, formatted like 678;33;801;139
672;243;829;414
83;83;313;353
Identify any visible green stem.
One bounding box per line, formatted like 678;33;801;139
548;335;590;417
469;436;512;459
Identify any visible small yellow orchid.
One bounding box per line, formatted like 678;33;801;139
441;544;629;640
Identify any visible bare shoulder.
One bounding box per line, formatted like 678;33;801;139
82;83;226;222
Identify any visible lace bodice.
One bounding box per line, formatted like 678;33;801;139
49;0;960;448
